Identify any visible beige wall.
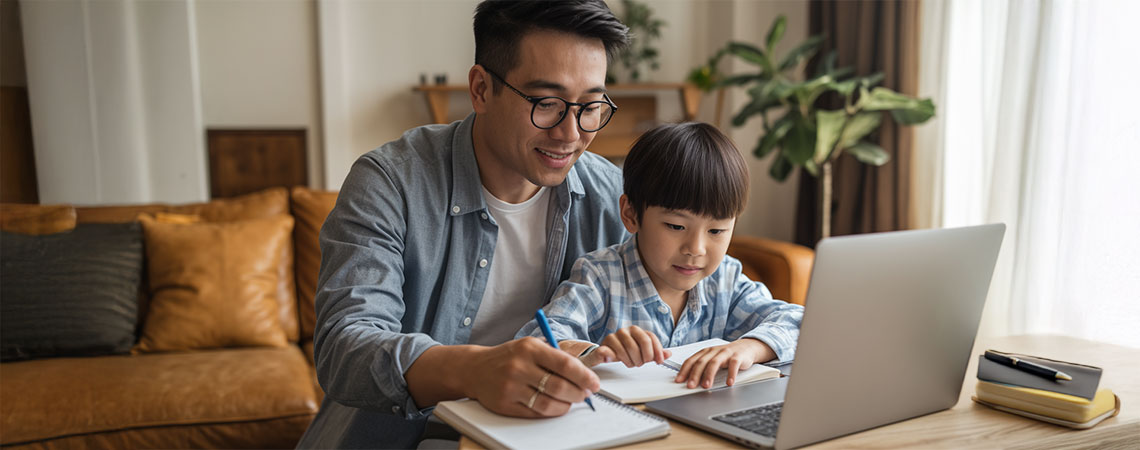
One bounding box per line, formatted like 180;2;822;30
195;0;323;188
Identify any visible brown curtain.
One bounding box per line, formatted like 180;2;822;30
794;0;921;248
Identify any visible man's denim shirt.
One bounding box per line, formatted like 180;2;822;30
298;113;629;448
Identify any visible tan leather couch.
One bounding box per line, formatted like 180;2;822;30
1;187;338;449
0;187;812;449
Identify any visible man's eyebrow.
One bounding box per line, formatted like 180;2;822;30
521;79;608;95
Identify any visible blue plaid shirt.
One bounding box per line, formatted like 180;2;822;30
517;236;804;362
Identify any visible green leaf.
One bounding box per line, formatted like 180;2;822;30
890;98;936;124
834;79;858;97
727;41;774;74
858;72;885;88
754;114;796;159
766;15;787;51
792;74;834;108
838;111;882;150
813;50;837;78
845;142;891;166
783;118;815;165
769;153;794;181
714;73;765;88
814;110;846;165
778;35;825;72
857;87;935;124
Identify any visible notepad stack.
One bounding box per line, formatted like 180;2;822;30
972;352;1121;429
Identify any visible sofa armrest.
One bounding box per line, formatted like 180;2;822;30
727;235;814;305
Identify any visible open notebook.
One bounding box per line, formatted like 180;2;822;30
594;338;782;403
435;395;669;450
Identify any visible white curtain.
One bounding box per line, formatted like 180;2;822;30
916;0;1140;347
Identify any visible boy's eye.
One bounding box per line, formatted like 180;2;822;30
709;229;726;235
665;223;684;231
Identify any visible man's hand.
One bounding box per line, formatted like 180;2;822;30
596;326;671;368
674;338;776;388
407;338;599;418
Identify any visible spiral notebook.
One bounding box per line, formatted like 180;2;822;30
434;395;670;450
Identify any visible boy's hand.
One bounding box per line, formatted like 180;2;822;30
599;326;672;367
674;338;776;388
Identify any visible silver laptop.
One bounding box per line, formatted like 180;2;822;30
646;224;1005;449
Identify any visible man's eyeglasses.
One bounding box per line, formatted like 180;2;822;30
485;69;617;133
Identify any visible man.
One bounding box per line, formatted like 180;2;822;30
297;1;631;448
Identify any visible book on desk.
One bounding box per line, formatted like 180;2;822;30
971;350;1121;429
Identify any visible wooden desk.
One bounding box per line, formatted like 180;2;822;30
460;335;1139;449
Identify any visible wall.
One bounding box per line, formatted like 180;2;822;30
195;0;323;189
320;0;808;242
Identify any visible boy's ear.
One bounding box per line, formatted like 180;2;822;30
619;195;639;233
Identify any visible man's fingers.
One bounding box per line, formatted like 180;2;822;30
525;338;599;396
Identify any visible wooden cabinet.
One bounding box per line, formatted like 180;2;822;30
412;83;702;160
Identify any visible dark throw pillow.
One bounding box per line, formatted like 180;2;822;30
1;222;143;361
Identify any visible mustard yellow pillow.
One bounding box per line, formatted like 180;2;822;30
135;215;294;352
0;204;77;235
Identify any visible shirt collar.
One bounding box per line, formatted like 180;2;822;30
450;112;586;217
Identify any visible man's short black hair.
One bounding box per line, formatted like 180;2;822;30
474;0;629;86
623;122;750;222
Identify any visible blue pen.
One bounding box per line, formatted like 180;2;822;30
534;309;596;412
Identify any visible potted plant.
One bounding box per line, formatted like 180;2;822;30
688;15;935;238
608;0;664;83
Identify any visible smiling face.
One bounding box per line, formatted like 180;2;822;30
620;196;737;304
469;29;609;202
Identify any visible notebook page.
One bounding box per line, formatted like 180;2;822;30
435;395;668;450
595;339;781;403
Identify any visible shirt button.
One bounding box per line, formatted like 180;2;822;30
463;317;472;326
479;259;488;268
481;213;488;220
657;305;669;314
392;406;400;413
451;205;460;214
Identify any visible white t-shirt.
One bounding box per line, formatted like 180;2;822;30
467;186;552;346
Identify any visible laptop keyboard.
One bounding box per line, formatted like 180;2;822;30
711;402;784;438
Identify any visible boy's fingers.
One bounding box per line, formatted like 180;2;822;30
726;358;744;386
702;352;727;388
631;329;655;366
648;333;665;364
617;330;643;366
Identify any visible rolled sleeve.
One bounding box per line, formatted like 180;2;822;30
313;156;436;416
723;263;805;363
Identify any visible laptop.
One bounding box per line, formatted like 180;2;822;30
646;224;1005;449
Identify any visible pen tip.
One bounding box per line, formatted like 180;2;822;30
1057;373;1073;381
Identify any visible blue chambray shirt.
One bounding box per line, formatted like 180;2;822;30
298;113;629;449
516;235;804;362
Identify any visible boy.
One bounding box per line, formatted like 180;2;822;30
517;122;804;390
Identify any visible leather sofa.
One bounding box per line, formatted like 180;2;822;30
0;186;812;449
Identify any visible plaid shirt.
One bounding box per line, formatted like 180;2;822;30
517;236;804;362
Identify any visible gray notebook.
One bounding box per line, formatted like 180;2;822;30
976;353;1102;400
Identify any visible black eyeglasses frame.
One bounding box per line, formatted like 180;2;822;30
485;69;618;133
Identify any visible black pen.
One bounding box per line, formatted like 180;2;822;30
984;350;1072;381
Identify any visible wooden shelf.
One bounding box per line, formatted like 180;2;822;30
412;83;702;160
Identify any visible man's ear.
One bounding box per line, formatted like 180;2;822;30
469;65;492;114
619;195;639;234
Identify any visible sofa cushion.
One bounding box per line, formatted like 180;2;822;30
0;204;76;235
0;346;318;446
0;223;143;361
135;215;293;352
290;187;339;341
75;188;301;343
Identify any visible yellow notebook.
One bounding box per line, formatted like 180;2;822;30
973;380;1121;428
